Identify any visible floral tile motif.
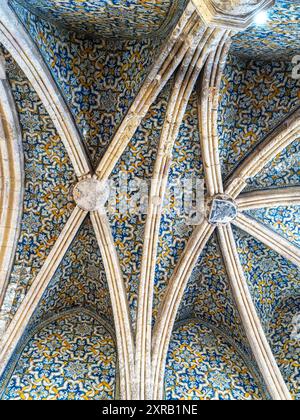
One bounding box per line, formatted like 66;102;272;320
269;296;300;400
0;47;77;321
233;227;300;332
11;0;186;39
153;89;204;322
12;1;163;166
178;234;252;357
30;216;113;328
0;312;116;400
244;140;300;191
165;321;265;400
231;0;300;61
109;82;171;327
245;206;300;248
219;55;300;180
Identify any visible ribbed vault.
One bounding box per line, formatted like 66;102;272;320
0;0;299;401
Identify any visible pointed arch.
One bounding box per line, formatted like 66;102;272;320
233;213;300;268
0;57;24;327
0;308;118;400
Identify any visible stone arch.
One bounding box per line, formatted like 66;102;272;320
0;54;24;332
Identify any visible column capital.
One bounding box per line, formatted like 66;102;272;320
192;0;274;30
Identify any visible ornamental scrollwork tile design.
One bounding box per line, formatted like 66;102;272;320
12;1;163;166
1;312;117;400
231;0;300;61
30;216;113;328
11;0;187;39
219;56;300;180
245;206;300;248
165;321;265;400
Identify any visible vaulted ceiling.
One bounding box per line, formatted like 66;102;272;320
0;0;299;401
11;0;188;38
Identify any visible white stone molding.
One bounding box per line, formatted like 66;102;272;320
218;224;292;400
198;31;232;197
135;26;225;401
237;187;300;210
90;211;136;400
233;213;300;268
0;59;24;325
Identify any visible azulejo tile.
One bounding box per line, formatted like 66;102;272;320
268;296;300;400
0;311;117;400
245;206;300;248
219;55;300;180
231;0;300;61
12;1;163;166
244;139;300;192
30;216;113;328
11;0;187;39
178;234;252;357
233;227;300;332
165;320;265;400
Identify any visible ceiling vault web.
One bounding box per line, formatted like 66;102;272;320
218;225;292;400
233;214;300;268
0;0;297;401
95;2;200;181
90;211;135;400
0;0;91;178
226;107;300;199
237;187;300;210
